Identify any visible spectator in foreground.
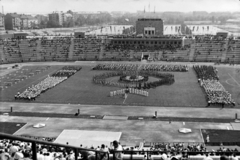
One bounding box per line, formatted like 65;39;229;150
112;140;123;160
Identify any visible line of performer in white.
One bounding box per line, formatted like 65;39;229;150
110;88;149;98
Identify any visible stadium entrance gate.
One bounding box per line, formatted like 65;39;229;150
141;52;150;61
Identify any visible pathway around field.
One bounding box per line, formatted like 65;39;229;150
0;115;233;145
1;102;240;119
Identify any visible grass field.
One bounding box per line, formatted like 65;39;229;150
0;65;207;107
218;67;240;106
202;129;240;145
0;122;26;134
0;63;239;108
0;62;240;146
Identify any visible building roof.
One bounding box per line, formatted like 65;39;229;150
8;13;20;18
19;15;29;19
65;13;73;17
184;21;212;24
14;32;28;35
227;19;240;22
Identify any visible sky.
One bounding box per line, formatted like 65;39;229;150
1;0;240;15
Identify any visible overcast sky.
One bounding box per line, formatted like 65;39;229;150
1;0;240;15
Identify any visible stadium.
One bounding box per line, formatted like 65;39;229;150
1;4;240;160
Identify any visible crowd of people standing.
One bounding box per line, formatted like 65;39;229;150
14;66;81;100
193;65;235;106
93;63;188;72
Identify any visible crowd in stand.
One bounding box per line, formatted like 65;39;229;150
40;37;72;60
0;138;239;160
41;37;72;46
1;36;239;64
104;43;182;53
92;64;188;72
193;65;235;106
195;35;226;43
73;38;101;54
14;66;81;100
193;35;228;63
227;39;240;64
0;139;120;160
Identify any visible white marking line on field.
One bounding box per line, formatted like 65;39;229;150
200;128;205;143
228;73;240;87
123;96;128;104
13;123;28;135
225;79;239;87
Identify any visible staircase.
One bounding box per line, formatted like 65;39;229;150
129;50;134;59
158;51;163;60
68;39;74;61
98;39;105;60
188;43;196;61
36;40;42;61
220;40;229;63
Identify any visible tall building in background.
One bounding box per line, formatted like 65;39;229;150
27;15;38;29
4;13;21;30
19;14;29;29
58;11;66;26
0;13;5;30
48;11;68;26
136;18;163;36
48;12;60;26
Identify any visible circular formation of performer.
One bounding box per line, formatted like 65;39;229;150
119;75;148;83
92;71;174;89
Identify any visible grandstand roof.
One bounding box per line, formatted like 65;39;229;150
137;18;163;21
13;32;28;35
184;21;212;24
